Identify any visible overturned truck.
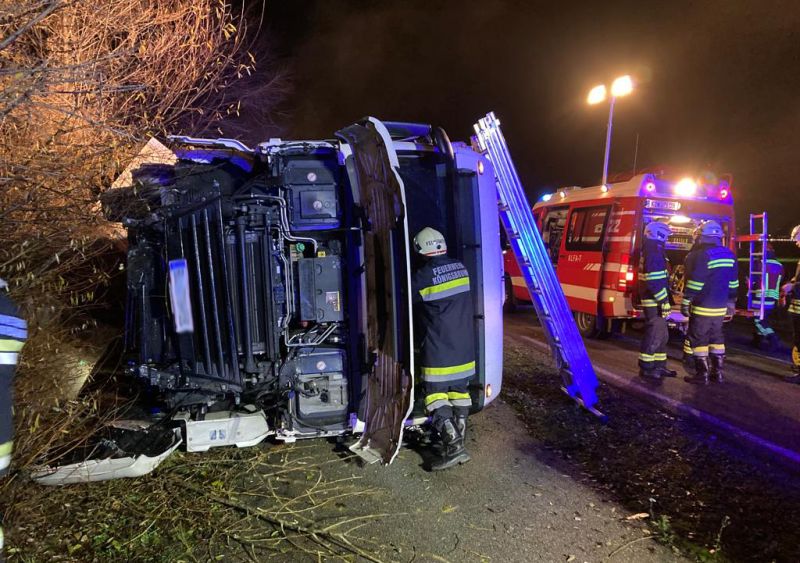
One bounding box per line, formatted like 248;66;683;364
103;118;504;464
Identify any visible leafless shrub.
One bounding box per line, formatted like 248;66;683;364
0;0;286;471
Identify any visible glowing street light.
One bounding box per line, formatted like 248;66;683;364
587;84;607;105
610;75;634;97
587;74;635;188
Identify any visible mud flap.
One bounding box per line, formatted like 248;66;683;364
336;118;414;465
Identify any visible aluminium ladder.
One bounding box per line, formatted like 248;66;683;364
473;112;602;417
740;212;768;320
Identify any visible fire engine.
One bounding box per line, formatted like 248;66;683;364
504;172;737;336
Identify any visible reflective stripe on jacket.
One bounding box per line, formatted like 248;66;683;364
683;243;738;316
752;256;783;308
790;261;800;315
0;310;26;366
639;239;669;307
412;256;475;382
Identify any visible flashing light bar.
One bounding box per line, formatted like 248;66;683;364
674;177;697;197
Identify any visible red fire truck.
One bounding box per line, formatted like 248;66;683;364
504;172;736;336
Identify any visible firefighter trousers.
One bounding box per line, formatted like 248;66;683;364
424;378;471;431
1;364;13;475
687;314;726;358
752;303;776;345
639;306;668;371
792;313;800;371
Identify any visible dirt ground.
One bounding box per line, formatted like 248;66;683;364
501;331;800;563
4;325;799;561
3;391;686;562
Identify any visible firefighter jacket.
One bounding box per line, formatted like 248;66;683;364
752;251;783;309
412;256;475;382
790;261;800;315
639;239;670;307
683;242;739;316
1;291;27;476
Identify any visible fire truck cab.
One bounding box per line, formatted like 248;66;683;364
504;173;736;336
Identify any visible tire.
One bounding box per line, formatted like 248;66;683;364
574;311;602;339
504;275;518;313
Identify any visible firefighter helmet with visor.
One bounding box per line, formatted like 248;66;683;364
413;227;447;257
791;225;800;246
644;221;671;243
693;220;724;241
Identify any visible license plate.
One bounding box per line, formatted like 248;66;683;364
645;199;681;210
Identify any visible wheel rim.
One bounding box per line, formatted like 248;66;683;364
576;312;595;332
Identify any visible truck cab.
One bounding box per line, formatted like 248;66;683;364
103;118;503;464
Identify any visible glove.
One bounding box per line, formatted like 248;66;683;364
782;282;795;296
726;302;736;317
659;301;671;318
680;301;691;317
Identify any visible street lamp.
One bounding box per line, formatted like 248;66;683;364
587;74;634;188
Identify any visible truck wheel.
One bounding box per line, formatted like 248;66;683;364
574;311;602;339
504;275;518;313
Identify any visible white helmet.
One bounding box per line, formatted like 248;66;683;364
413;227;447;256
694;220;724;241
791;224;800;245
0;278;7;291
644;221;671;242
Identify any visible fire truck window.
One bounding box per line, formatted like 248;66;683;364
541;207;568;264
565;206;610;251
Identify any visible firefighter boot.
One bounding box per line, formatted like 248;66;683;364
657;366;678;378
638;368;661;381
682;354;695;375
431;419;471;471
455;414;468;443
684;356;709;385
709;354;725;383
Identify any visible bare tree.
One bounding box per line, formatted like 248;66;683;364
0;0;286;466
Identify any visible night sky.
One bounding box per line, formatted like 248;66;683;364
265;0;800;234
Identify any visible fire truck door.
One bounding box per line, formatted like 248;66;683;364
335;117;414;465
559;205;612;316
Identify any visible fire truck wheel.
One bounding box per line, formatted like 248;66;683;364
574;311;604;339
504;275;518;313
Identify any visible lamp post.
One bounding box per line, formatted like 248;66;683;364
587;75;634;187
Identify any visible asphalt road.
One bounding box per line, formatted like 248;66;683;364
308;399;686;563
503;308;800;468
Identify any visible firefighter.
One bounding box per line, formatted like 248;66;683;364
0;278;27;552
783;225;800;382
681;221;738;385
751;245;783;351
411;227;473;470
638;221;676;380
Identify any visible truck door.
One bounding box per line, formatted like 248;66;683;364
336;117;414;465
541;206;569;267
558;204;612;318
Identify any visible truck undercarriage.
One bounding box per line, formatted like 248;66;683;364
88;118;503;469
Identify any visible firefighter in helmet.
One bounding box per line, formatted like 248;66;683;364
783;225;800;382
411;227;473;470
638;221;677;380
751;244;783;351
0;278;27;552
681;220;739;385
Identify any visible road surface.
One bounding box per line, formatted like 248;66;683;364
504;308;800;466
